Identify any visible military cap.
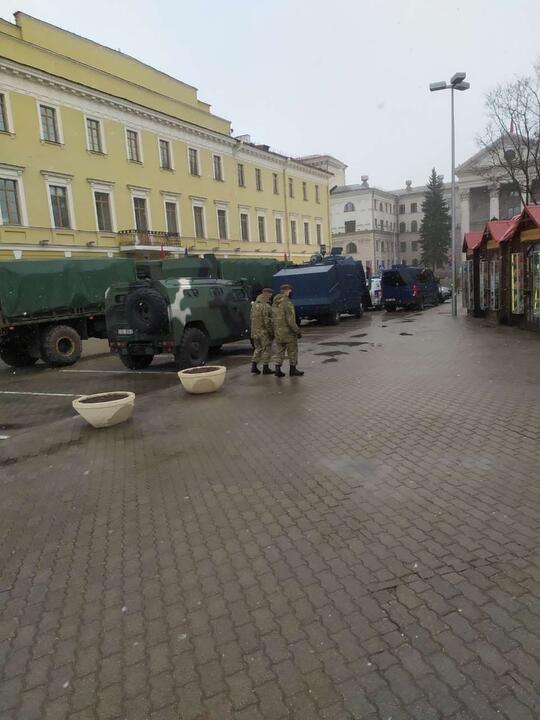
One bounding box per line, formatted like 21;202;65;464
280;284;293;292
262;287;273;293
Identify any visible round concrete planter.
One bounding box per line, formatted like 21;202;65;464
178;365;226;394
72;391;135;428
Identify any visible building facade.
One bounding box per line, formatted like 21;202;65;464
0;13;331;262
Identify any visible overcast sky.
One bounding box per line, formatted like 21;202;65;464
2;0;539;190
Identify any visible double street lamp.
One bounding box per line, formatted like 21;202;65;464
430;72;470;317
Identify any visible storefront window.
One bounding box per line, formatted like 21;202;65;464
532;251;540;318
489;259;500;310
479;260;489;310
511;252;525;314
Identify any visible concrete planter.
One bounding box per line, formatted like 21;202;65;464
72;391;135;428
178;365;226;394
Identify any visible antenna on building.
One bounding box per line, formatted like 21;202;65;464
405;180;412;191
361;175;369;188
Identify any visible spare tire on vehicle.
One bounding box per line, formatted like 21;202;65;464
125;287;169;334
40;325;82;366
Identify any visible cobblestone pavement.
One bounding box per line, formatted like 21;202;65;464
1;306;539;720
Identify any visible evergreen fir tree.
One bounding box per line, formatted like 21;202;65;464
419;169;451;270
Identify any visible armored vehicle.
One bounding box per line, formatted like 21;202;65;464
106;277;251;369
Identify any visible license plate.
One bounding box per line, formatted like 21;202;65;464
118;328;134;336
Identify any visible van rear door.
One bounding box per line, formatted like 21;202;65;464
381;269;411;304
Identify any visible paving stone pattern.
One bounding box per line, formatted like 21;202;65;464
0;308;539;719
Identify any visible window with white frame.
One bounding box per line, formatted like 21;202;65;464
290;219;297;244
315;185;320;204
257;215;266;243
316;223;322;245
255;168;262;191
86;118;103;153
0;178;21;225
240;212;250;242
133;197;148;231
302;182;308;201
165;201;179;236
303;221;310;244
94;191;113;232
189;148;200;176
193;204;205;238
237;163;245;187
213;155;224;181
39;104;60;143
275;217;283;244
0;93;10;133
288;178;294;198
273;173;279;195
50;185;70;228
159;139;172;170
126;129;141;162
217;208;228;240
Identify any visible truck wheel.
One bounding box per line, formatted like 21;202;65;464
327;310;340;325
175;327;209;369
125;287;169;334
385;304;396;313
354;303;364;319
0;344;38;368
119;354;154;370
40;325;82;366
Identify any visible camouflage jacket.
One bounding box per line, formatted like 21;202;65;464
250;294;273;337
272;294;300;341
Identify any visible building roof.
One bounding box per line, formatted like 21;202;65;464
462;231;483;253
482;220;512;243
331;184;397;199
296;154;348;169
500;205;540;243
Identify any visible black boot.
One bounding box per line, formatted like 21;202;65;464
274;365;285;378
251;362;261;375
290;366;304;376
262;364;274;375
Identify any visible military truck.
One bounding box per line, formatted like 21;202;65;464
0;258;136;368
105;277;251;369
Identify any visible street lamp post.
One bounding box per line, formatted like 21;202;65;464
430;73;470;317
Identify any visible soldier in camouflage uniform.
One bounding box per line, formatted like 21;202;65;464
272;284;304;377
250;288;274;375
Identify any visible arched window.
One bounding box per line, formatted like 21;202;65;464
344;202;355;212
411;220;418;232
345;242;357;254
399;222;406;233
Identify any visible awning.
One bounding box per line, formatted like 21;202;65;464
462;231;483;253
482;219;512;244
500;205;540;243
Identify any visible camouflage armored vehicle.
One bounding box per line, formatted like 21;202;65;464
105;277;251;369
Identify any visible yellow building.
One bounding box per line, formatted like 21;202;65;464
0;13;331;262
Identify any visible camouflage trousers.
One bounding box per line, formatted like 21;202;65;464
274;338;298;366
251;335;273;364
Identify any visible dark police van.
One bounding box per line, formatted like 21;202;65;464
381;265;440;312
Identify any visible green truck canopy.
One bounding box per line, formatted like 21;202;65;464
218;258;290;298
0;259;136;321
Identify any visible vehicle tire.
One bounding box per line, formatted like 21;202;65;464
385;304;396;313
119;353;154;370
354;303;364;319
125;287;169;334
0;344;38;368
417;297;425;311
175;327;209;369
327;310;341;325
209;344;223;353
40;325;82;366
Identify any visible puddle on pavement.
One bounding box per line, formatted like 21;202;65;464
322;358;338;363
316;350;349;357
400;332;414;336
400;319;415;323
351;333;368;337
317;341;367;347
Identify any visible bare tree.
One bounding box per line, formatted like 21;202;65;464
477;61;540;206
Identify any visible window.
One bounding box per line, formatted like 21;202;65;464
240;212;250;242
290;219;297;244
316;223;322;245
49;185;70;228
344;220;356;233
400;241;406;253
213;155;223;181
86;118;103;153
315;185;320;204
381;241;385;252
217;208;228;240
302;182;307;201
411;220;418;232
165;201;179;235
411;203;418;213
255;168;262;191
345;242;357;254
126;130;141;162
399;222;406;232
374;198;378;209
40;105;59;143
288;178;294;198
412;258;419;267
0;94;8;133
273;173;279;195
344;202;355;212
189;148;200;176
193;205;205;238
133;197;148;231
304;221;310;244
399;204;405;214
237;163;245;187
412;241;418;251
257;215;266;243
94;192;112;232
0;179;21;225
275;217;283;243
159;139;172;169
379;202;383;211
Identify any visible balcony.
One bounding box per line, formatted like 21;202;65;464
118;229;185;256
